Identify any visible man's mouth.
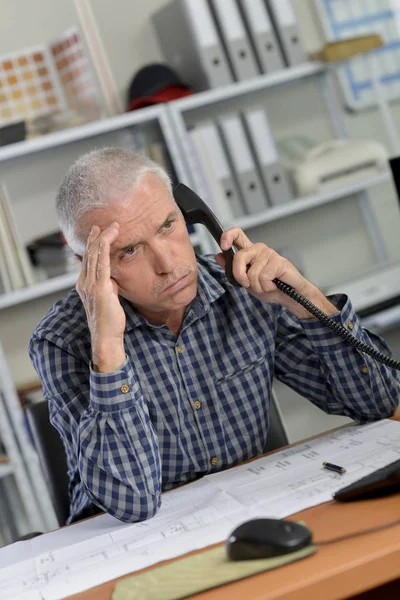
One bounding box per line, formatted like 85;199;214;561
161;273;190;294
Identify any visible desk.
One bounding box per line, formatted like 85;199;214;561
67;462;400;599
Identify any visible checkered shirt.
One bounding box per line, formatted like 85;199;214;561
29;255;399;524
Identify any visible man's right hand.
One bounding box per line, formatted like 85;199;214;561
76;222;127;373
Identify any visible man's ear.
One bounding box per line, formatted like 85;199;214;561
75;254;83;263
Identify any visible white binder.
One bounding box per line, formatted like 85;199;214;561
189;121;246;220
217;112;269;215
242;106;293;206
209;0;259;81
236;0;285;74
0;194;25;290
152;0;233;91
266;0;307;67
187;127;233;224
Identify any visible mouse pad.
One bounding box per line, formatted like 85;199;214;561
112;543;316;600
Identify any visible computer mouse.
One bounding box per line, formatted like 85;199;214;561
226;518;312;561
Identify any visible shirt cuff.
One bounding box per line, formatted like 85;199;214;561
296;293;363;352
89;356;141;412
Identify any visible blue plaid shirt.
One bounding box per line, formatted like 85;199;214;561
29;255;399;524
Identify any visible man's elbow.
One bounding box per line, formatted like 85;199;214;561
111;493;161;524
391;403;400;422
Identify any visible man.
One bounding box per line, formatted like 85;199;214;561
29;148;399;525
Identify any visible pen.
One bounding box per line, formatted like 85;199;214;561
323;461;346;474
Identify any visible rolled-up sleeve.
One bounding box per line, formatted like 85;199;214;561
274;294;400;422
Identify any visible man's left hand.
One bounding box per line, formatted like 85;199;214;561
216;227;338;319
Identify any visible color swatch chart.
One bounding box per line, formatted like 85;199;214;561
50;27;102;121
0;45;65;126
315;0;400;110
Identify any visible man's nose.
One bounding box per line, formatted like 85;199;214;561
152;244;176;274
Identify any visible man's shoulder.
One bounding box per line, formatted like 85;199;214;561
30;287;89;349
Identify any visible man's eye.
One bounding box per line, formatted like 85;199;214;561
124;246;136;256
163;219;173;229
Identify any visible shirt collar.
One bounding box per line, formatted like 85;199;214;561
121;258;226;332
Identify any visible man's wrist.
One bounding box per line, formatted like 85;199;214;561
92;341;126;373
294;284;338;320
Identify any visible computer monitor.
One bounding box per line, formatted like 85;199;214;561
389;156;400;200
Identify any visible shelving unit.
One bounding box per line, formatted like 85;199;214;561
167;57;400;290
1;58;400;542
0;341;57;542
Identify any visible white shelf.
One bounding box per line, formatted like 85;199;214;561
0;463;14;480
232;171;391;230
0;63;325;164
171;62;326;112
0;272;78;310
0;105;163;163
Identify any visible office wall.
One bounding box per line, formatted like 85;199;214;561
1;0;400;425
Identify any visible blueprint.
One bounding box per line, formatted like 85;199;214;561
1;419;399;600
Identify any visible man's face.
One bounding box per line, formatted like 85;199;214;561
78;173;198;322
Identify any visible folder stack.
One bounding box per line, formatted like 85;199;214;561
237;0;285;74
152;0;233;92
188;107;294;218
217;112;269;215
242;106;293;206
187;121;246;223
208;0;259;81
266;0;307;67
152;0;307;90
0;184;35;293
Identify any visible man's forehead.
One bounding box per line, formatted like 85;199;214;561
110;207;180;254
79;179;173;227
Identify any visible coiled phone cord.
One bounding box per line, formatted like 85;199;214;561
274;278;400;371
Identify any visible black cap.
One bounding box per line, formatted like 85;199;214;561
127;63;192;111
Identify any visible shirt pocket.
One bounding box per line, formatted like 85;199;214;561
214;350;268;385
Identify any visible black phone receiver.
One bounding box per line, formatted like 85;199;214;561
173;183;241;287
172;182;400;371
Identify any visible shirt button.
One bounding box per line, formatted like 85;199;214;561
211;457;218;466
361;366;369;374
193;401;201;409
347;322;354;330
176;345;183;354
120;384;130;393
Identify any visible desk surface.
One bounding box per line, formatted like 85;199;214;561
67;483;400;600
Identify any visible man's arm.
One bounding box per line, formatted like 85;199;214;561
215;226;399;422
273;294;399;422
29;334;162;523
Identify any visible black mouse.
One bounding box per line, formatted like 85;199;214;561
226;518;312;561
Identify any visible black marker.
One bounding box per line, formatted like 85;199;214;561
323;461;346;474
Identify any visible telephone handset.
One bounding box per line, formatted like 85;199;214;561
173;183;400;371
173;183;239;288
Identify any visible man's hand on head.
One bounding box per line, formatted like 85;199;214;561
215;226;338;319
76;222;127;373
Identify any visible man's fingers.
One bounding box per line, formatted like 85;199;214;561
232;246;257;287
220;227;253;251
86;223;119;284
80;226;100;280
248;261;278;294
96;235;114;282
